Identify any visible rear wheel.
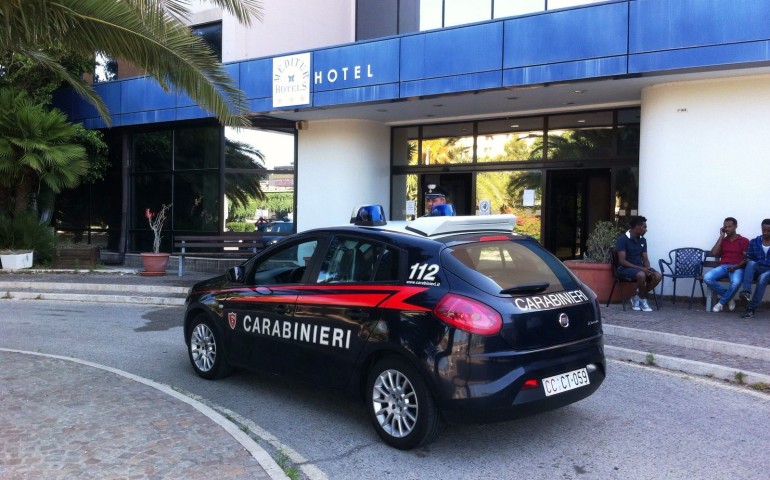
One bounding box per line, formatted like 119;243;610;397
188;314;231;380
366;357;442;450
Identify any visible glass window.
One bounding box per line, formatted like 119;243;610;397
132;173;172;252
614;167;638;227
419;0;443;30
617;108;641;157
547;111;613;160
356;0;398;40
392;126;419;166
477;117;544;162
133;131;172;172
251;239;319;284
175;126;220;170
476;170;542;240
318;237;398;283
444;0;491;27
421;123;473;165
174;172;219;232
494;0;544;18
390;174;418;221
192;22;222;61
547;0;605;11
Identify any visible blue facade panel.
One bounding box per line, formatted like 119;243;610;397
503;2;628;68
401;71;502;98
630;0;770;53
314;83;400;106
313;39;399;92
120;109;178;126
400;23;503;81
505;56;627;86
121;77;176;113
630;40;770;74
238;58;273;100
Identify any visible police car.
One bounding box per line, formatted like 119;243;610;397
183;205;605;450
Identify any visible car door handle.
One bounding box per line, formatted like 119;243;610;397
348;309;370;320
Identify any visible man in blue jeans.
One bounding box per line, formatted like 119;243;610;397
738;218;770;318
704;217;749;312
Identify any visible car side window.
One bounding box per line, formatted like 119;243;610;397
250;239;318;285
317;237;399;283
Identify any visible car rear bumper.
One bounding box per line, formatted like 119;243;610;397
434;334;606;424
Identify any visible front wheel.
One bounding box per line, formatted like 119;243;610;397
187;314;231;380
366;357;443;450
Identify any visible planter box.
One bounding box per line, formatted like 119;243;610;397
564;260;634;304
53;246;100;269
0;251;34;270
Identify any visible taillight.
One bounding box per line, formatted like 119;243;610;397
521;379;539;391
478;235;510;242
433;294;502;336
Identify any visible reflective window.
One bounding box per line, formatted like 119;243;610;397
494;0;544;18
174;172;219;232
193;22;222;61
175;126;220;170
392;126;419;166
614;167;638;227
617;108;641;157
356;0;398;40
421;123;473;165
547;0;605;11
420;0;443;30
133;131;172;172
131;174;172;252
318;237;399;283
251;239;319;284
445;0;490;27
476;170;542;240
390;174;419;221
547;111;613;160
477;117;544;162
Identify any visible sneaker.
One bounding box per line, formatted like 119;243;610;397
728;299;736;311
640;298;653;312
631;296;641;311
739;290;752;302
741;309;755;319
712;302;724;312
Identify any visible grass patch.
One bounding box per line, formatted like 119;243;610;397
276;450;300;480
734;371;747;384
748;382;769;392
645;352;655;366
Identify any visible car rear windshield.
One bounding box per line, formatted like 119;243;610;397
441;240;579;296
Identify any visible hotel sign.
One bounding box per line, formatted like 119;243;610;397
272;53;310;108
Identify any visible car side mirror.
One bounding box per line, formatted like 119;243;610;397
227;266;245;283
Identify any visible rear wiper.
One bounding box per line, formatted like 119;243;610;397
499;282;550;295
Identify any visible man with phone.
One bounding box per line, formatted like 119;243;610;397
704;217;749;312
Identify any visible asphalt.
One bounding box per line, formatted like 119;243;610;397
1;267;769;479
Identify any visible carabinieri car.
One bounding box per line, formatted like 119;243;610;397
183;206;605;450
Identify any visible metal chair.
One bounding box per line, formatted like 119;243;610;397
658;248;706;309
607;248;659;311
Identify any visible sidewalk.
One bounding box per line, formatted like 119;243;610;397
0;267;768;479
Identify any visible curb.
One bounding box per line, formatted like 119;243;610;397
0;291;185;306
0;348;290;480
605;345;770;385
0;281;188;295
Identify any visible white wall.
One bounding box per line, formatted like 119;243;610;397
640;74;770;298
222;0;355;62
296;119;391;231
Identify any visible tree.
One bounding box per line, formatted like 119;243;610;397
0;0;263;126
0;88;89;217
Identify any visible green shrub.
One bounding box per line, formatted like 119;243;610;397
0;213;56;264
584;221;623;263
226;221;254;232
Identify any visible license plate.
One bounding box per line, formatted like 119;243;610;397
542;368;590;397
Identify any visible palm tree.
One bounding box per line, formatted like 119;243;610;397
0;88;89;217
0;0;263;126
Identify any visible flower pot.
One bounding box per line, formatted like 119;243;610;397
140;252;170;276
564;260;634;304
0;251;34;270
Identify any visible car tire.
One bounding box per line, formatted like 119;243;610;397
187;314;232;380
366;356;443;450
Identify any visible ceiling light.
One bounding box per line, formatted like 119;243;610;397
510;124;519;128
573;90;585;94
577;119;586;123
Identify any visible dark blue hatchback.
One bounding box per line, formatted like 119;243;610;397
183;210;605;450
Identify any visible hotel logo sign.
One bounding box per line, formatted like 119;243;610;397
273;53;310;108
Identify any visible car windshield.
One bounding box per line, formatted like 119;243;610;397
441;240;579;296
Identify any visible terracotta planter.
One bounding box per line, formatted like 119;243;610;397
564;260;633;304
140;252;170;276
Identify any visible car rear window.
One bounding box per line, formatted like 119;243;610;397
441;240;579;296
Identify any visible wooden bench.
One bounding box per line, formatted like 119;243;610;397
174;235;265;276
701;255;760;312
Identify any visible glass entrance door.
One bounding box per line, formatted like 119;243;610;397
545;169;611;260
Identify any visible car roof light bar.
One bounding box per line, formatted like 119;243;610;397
406;214;516;237
351;205;387;226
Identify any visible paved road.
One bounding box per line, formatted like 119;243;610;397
1;301;768;480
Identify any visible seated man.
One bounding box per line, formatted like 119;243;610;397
738;218;770;318
615;215;662;312
704;217;749;312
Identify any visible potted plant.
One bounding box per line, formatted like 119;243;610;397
140;204;172;276
0;213;55;270
564;220;624;303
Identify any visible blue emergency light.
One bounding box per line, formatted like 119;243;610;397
429;204;456;217
351;205;387;226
